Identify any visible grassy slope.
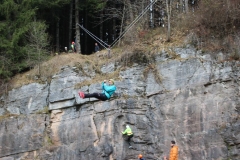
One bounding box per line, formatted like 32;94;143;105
9;28;187;90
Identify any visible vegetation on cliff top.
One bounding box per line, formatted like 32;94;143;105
0;0;240;94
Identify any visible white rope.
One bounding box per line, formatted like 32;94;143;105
77;23;109;49
78;24;109;49
76;0;158;50
110;0;158;48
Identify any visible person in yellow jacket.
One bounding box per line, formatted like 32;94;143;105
122;125;133;148
164;140;178;160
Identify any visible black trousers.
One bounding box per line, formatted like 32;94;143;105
127;134;133;146
84;93;108;101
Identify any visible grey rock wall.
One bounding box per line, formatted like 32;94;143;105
4;83;49;114
0;115;48;157
0;46;239;160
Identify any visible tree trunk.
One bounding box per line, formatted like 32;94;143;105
125;0;134;42
112;17;116;43
84;11;89;53
100;10;103;42
179;0;183;12
185;0;189;13
56;18;60;52
68;0;73;50
150;0;154;28
75;0;81;54
166;0;171;41
112;2;116;44
118;5;126;47
126;0;134;23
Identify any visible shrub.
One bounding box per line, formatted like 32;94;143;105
193;0;240;38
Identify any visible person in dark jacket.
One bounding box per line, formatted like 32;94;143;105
78;79;116;101
95;43;100;52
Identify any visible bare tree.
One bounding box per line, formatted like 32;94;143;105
56;18;60;52
94;0;149;46
93;0;167;46
118;4;126;46
185;0;189;13
166;0;172;41
100;10;103;41
126;0;134;22
26;21;49;76
178;0;184;12
75;0;81;53
68;0;73;50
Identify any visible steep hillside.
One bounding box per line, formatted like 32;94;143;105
0;37;239;160
1;1;240;159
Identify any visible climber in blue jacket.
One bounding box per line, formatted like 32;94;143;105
78;79;116;101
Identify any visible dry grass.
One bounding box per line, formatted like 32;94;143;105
9;51;114;89
74;68;122;89
9;54;86;88
7;27;189;91
143;64;163;84
180;0;240;55
0;113;19;122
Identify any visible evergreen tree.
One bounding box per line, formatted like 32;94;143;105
76;0;107;53
0;0;71;79
0;0;37;78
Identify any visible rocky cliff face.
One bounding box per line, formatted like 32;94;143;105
0;46;239;160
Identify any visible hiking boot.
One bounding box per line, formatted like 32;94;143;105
78;92;82;98
78;92;85;98
81;92;85;98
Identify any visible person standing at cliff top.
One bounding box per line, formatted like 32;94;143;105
78;79;116;101
164;140;178;160
71;41;76;53
95;43;100;52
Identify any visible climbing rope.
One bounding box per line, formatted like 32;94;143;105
77;23;109;49
110;0;158;48
76;0;158;50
